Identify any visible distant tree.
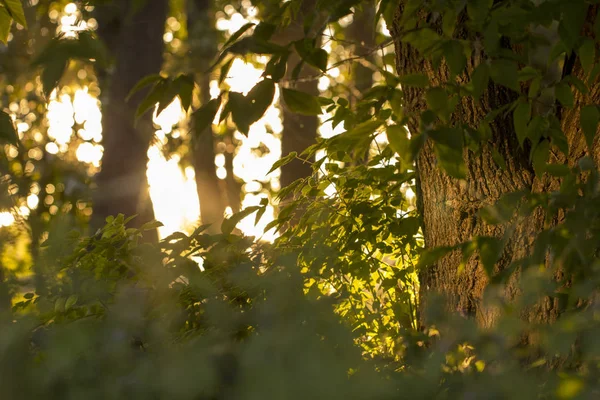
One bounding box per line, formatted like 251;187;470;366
92;0;169;241
186;0;227;232
347;0;376;104
278;1;320;191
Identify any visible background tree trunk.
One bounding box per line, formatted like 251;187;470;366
93;1;168;242
347;0;376;165
187;0;226;232
279;4;320;190
391;3;600;329
223;132;242;214
348;0;376;104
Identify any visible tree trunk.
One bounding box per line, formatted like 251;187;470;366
92;1;168;242
348;0;376;103
348;0;376;165
224;132;242;214
279;5;320;190
187;0;226;232
391;3;600;329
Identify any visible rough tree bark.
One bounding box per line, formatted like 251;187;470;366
391;3;600;329
187;0;226;232
93;1;168;242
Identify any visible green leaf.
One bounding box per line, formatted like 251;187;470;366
155;80;181;117
0;111;18;145
223;22;255;48
402;28;441;55
0;6;11;44
491;148;506;169
193;97;221;135
291;60;304;81
294;39;328;72
282;88;322;115
555;82;574;108
398;73;429;88
578;38;595;76
474;236;503;277
548;125;569;155
74;31;108;66
442;7;457;37
386;124;409;156
344;119;384;139
136;79;168;118
417;246;456;270
518;66;541;82
389;88;404;118
127;74;163;102
253;22;276;41
54;297;66;313
434;145;466;178
4;0;26;28
229;79;275;134
429;127;463;151
431;128;466;179
525;115;546;145
564;75;588;95
580;105;599;150
513;100;531;147
483;19;499;55
221;206;261;234
140;220;164;231
174;74;195;112
247;79;275;121
478;190;527;225
490;59;519;91
545;163;570;177
443;40;466;77
267;151;297;175
426;87;448;118
254;205;267;226
41;57;68;98
470;63;489;100
531;140;549;177
558;1;587;50
227;92;251;134
65;294;78;310
219;57;234;85
264;52;289;82
378;0;401;29
466;0;493;26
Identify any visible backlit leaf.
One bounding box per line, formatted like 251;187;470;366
268;151;297;175
0;6;11;44
174;74;195;112
127;74;163;102
0;111;17;145
221;206;261;235
193;97;221;135
4;0;26;28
